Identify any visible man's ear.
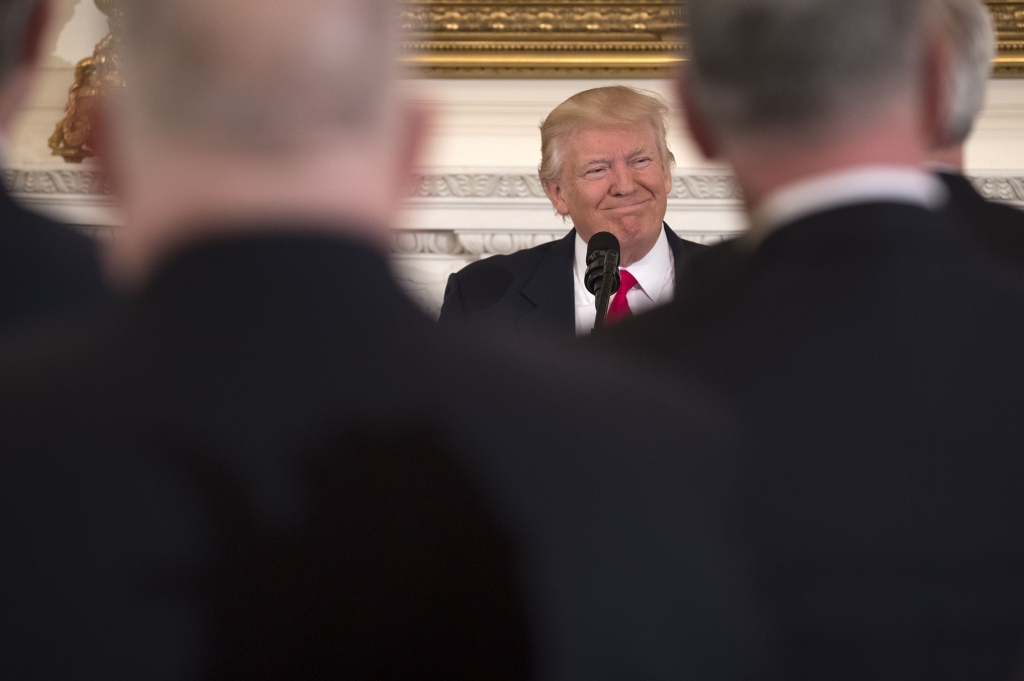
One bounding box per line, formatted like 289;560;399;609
543;179;570;216
678;65;719;160
396;101;432;198
923;30;953;150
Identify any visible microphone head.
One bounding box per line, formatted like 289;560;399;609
586;232;620;265
584;232;622;296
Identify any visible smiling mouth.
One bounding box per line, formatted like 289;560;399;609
604;199;651;211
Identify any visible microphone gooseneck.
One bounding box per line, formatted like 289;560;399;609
585;232;621;332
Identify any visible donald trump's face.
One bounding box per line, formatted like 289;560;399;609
543;125;672;267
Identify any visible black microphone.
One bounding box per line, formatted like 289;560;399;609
584;232;621;332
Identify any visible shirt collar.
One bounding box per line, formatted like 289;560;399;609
747;165;949;247
573;224;672;302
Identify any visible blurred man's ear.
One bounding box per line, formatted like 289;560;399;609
678;66;719;160
399;102;431;176
395;101;432;201
0;0;51;134
923;29;953;152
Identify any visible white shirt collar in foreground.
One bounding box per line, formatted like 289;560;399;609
747;166;949;247
573;224;673;305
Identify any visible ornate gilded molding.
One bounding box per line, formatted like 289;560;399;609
988;1;1024;75
50;0;125;163
401;1;1024;77
400;0;683;76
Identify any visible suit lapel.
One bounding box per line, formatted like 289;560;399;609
516;230;576;339
665;223;706;290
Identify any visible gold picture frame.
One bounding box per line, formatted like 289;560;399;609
990;0;1024;75
400;0;1024;77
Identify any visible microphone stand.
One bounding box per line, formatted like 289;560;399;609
592;250;620;332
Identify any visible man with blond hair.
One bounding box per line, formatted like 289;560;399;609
929;0;1024;265
439;86;704;339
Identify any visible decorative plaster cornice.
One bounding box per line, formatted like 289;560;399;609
411;173;547;199
409;171;743;201
392;229;567;257
2;168;738;201
2;168;111;196
973;176;1024;203
8;168;1024;260
16;167;1024;204
389;228;733;257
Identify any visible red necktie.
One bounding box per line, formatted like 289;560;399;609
606;269;638;326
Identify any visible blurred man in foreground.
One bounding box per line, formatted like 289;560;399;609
0;0;761;678
0;0;106;333
930;0;1024;264
439;87;704;339
603;0;1024;677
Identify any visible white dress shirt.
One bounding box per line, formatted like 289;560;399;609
746;165;950;248
573;226;675;336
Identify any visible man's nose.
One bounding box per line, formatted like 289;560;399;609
608;163;638;196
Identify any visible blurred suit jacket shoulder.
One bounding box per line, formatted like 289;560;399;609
603;202;1024;681
0;232;762;681
438;223;703;339
939;171;1024;266
0;188;106;332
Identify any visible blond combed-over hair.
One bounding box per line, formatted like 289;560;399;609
539;86;676;184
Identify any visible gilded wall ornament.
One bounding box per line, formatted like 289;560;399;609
400;0;1024;77
49;0;125;163
399;1;684;76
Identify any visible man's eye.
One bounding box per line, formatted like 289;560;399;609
634;158;652;167
586;168;608;177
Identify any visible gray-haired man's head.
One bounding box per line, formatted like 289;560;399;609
686;0;930;143
122;0;396;155
931;0;995;147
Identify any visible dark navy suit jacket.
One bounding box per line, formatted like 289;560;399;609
0;188;106;334
601;203;1024;681
0;234;764;681
438;223;703;339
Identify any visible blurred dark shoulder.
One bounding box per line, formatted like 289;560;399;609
939;171;1024;267
590;234;751;363
0;233;761;679
0;191;108;333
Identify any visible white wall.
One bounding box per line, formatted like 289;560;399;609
8;1;1024;316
